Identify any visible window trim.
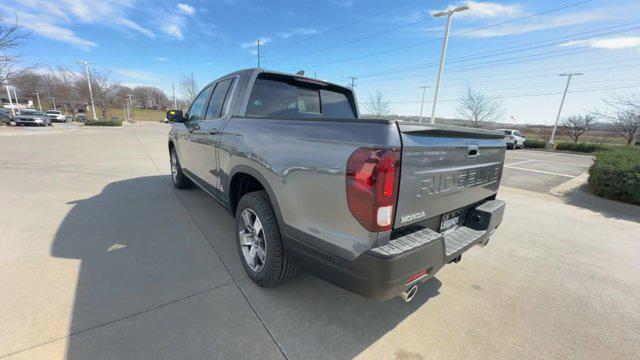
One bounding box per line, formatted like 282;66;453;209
203;75;238;120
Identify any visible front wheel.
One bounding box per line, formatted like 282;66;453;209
169;147;193;189
236;191;296;287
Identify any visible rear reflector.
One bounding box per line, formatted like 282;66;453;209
346;147;400;232
406;269;428;284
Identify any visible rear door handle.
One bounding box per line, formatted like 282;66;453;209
209;129;218;135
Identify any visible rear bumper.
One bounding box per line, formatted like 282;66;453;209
284;199;506;300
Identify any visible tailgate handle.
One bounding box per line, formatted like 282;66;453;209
467;143;479;158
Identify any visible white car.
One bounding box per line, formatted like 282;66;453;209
45;110;69;123
498;129;526;149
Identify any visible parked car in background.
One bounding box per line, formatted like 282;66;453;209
45;110;68;123
0;108;11;124
13;109;51;126
74;113;88;122
166;68;507;301
498;129;526;149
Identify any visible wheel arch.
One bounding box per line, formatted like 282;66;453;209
227;166;286;236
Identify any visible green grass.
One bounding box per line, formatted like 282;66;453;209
105;108;166;122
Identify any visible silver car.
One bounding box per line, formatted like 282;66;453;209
14;109;52;126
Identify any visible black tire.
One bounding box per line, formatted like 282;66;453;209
235;191;296;287
169;147;193;189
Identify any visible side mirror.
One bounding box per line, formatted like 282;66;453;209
166;110;185;123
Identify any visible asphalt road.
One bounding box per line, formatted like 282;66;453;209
1;123;639;359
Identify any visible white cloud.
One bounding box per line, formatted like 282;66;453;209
115;68;162;81
276;28;319;39
460;1;524;18
241;37;270;49
460;11;610;38
561;37;640;50
163;24;184;40
331;0;356;8
10;10;96;50
177;3;196;15
7;0;154;48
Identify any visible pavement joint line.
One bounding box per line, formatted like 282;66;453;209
504;165;576;178
0;282;235;359
128;130;290;360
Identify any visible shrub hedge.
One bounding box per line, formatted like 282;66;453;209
84;119;122;127
525;139;545;149
555;142;607;153
588;147;640;205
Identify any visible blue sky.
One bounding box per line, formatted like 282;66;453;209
3;0;640;124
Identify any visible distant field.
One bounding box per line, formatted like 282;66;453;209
107;108;165;122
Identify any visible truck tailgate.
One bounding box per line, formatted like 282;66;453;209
394;122;506;229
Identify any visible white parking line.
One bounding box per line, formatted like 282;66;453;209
506;159;536;166
504;165;575;178
507;156;592;167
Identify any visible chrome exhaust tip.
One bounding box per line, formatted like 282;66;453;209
400;285;418;302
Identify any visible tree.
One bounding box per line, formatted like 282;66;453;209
561;114;596;143
180;73;198;103
0;16;32;84
90;69;118;120
596;93;640;145
456;84;504;128
363;90;390;117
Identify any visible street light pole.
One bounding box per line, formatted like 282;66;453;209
172;82;177;109
430;5;469;124
35;91;42;111
546;72;583;150
349;76;357;90
418;86;430;123
77;60;98;120
12;87;21;111
257;39;262;68
4;82;15;116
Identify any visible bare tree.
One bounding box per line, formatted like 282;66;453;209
456;84;504;128
363;90;390;117
0;16;32;84
595;93;640;145
561;114;596;143
90;69;119;119
180;73;198;103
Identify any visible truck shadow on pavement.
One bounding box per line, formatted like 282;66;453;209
50;175;441;359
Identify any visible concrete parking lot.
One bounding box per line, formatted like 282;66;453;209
1;123;639;359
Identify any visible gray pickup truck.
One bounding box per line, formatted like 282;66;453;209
166;69;506;301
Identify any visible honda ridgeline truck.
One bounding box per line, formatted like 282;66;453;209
166;69;506;301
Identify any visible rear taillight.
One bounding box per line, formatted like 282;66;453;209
346;147;400;232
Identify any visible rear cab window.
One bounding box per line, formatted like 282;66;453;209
503;130;512;135
246;73;357;119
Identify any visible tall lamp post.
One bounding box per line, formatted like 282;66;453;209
76;60;98;120
4;81;15;116
546;72;583;150
429;5;469;124
418;85;430;123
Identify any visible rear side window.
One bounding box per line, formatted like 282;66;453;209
205;78;235;120
503;130;512;135
246;75;355;119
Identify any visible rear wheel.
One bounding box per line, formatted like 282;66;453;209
236;191;296;287
170;147;193;189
